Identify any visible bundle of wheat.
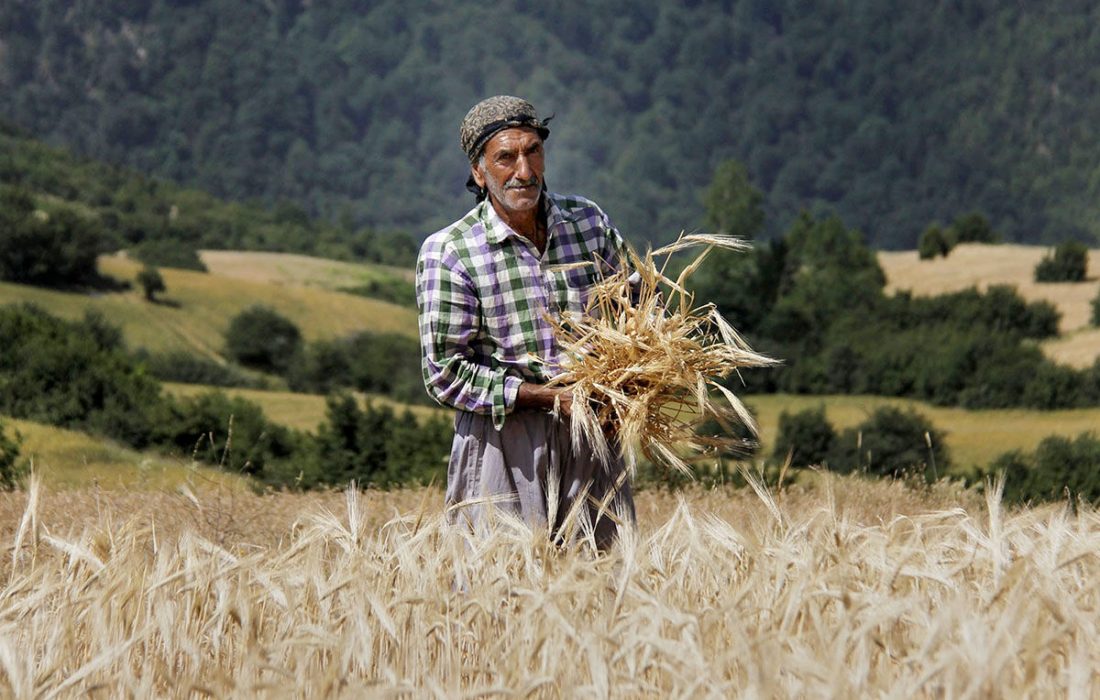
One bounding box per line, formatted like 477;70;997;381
545;234;778;475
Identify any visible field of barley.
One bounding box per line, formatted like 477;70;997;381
2;474;1098;696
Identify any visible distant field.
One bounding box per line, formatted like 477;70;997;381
0;253;419;360
200;250;414;289
879;243;1100;367
5;416;247;490
163;383;447;431
749;393;1100;474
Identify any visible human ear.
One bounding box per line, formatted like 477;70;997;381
470;162;486;189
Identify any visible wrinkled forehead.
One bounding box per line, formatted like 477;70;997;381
480;126;544;158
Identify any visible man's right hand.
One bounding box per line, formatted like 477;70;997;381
516;382;574;419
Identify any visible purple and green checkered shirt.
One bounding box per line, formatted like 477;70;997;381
416;192;628;429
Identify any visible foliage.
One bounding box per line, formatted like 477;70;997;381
130;238;207;272
997;432;1100;505
288;331;427;404
918;225;952;259
703;160;765;239
163;390;303;477
339;277;416;307
0;418;26;490
136;350;266;389
772;406;836;469
831;406;950;479
947;212;999;245
1093;288;1100;327
0;304;166;447
692;202;1095;409
224;305;303;374
5;3;1100;246
0;130;420;265
309;394;450;488
1035;241;1089;283
0;185;109;288
137;265;166;301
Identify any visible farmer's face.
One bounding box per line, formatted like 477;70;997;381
472;127;545;216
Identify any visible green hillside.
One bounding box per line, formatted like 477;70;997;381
3;2;1100;247
0;253;418;361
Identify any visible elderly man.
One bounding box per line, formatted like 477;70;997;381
415;95;635;546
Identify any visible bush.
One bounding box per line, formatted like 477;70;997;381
225;305;303;374
163;391;301;477
310;394;450;487
997;432;1100;504
0;304;165;447
772;406;836;468
1035;241;1089;282
831;406;950;479
0;418;26;490
948;212;999;244
1091;288;1100;327
918;225;952;259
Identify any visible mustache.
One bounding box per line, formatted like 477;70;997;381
505;176;540;189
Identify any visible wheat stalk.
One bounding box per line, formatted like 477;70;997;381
545;233;779;475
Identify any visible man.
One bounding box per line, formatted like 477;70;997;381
415;95;635;547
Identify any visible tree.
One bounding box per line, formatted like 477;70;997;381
137;265;166;301
918;225;952;259
0;187;106;287
1092;287;1100;327
703;160;765;239
1035;241;1089;283
224;305;303;373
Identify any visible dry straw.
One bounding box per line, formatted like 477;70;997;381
545;233;779;475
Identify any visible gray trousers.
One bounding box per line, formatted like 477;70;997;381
445;409;635;548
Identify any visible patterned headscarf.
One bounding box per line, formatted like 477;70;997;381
459;95;551;163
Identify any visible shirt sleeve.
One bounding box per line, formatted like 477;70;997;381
416;241;521;429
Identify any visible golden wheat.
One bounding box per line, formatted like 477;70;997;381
1;475;1098;696
546;234;778;476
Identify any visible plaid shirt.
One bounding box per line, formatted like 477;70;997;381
416;192;628;428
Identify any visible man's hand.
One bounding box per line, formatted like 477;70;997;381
516;382;574;419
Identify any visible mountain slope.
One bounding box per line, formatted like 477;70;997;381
3;2;1100;246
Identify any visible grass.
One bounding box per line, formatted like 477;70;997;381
3;474;1098;695
879;243;1100;367
749;393;1100;474
200;249;414;288
0;253;418;361
162;382;447;432
4;417;248;490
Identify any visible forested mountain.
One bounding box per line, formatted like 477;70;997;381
3;1;1099;247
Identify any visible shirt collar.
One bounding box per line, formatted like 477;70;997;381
478;193;564;245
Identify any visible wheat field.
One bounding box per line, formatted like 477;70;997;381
2;474;1098;697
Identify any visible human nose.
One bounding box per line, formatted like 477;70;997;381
514;154;532;180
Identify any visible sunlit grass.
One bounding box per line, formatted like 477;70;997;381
0;254;418;362
6;417;248;490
